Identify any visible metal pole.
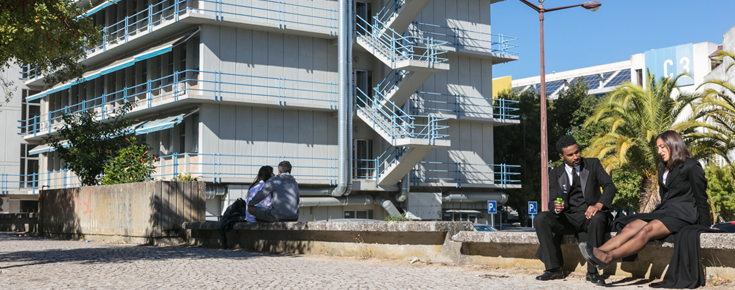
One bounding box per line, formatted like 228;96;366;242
491;213;495;228
539;8;549;212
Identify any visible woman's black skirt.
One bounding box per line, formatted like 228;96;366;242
612;210;692;234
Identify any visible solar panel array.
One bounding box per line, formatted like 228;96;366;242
604;70;631;88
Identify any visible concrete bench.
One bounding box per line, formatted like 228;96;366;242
0;213;39;232
183;221;472;263
451;231;735;279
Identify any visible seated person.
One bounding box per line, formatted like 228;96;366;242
247;161;300;222
245;166;274;223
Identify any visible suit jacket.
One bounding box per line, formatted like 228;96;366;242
547;158;617;213
654;158;710;226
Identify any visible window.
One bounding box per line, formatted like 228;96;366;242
21;89;41;134
178;122;186;153
636;69;643;86
191;114;199;152
179;44;187;80
344;210;373;219
352;139;373;178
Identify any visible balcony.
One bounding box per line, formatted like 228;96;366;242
408;21;518;63
410;91;520;123
352;156;521;189
19;70;338;138
21;0;338;84
1;152;342;194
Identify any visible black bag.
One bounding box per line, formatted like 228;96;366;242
218;198;248;249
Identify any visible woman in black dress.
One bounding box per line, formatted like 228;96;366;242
579;130;711;269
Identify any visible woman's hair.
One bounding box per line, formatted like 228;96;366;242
248;165;274;190
657;130;692;171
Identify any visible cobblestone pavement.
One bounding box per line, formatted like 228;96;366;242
0;232;730;289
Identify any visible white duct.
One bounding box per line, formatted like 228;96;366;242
394;174;409;202
375;198;402;218
441;192;509;204
299;195;374;207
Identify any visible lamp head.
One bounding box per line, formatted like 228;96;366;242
582;1;601;12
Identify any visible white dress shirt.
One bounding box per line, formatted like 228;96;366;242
556;163;581;214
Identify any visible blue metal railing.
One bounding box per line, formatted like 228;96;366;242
411;91;520;121
374;0;406;24
354;87;449;145
375;69;409;98
409;22;519;56
20;0;338;81
18;69;338;136
411;161;521;189
0;152;341;194
355;15;448;68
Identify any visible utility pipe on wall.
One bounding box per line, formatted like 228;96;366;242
299;195;374;207
441;192;509;204
394;174;409;202
331;0;352;197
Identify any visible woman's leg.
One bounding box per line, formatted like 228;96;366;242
594;219;671;264
597;219;648;252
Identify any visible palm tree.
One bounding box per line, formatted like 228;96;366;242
696;50;735;175
582;71;705;213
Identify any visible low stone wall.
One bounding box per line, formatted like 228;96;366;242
184;221;472;263
0;213;39;232
40;181;206;243
452;231;735;280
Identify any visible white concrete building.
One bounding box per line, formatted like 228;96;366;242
0;64;41;213
4;0;521;222
512;42;719;99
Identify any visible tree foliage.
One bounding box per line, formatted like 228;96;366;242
704;164;735;222
44;103;136;186
0;0;101;103
495;78;599;219
583;72;706;212
101;136;157;185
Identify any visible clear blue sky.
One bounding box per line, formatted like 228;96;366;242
492;0;735;80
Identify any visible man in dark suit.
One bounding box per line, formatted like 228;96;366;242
533;136;617;285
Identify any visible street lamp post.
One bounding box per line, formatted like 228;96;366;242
519;0;601;212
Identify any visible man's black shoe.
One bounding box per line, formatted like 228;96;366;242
586;272;606;285
535;268;564;281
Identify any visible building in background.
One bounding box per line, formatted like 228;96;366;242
0;64;41;213
512;42;719;99
3;0;522;222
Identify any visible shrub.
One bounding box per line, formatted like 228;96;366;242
101;136;157;185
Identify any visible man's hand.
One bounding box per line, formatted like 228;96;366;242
554;200;564;213
585;203;604;219
247;206;255;215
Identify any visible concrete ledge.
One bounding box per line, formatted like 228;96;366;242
0;212;39;232
451;231;735;280
183;221;471;232
185;221;472;263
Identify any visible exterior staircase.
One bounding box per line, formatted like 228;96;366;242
354;4;451;186
376;0;433;35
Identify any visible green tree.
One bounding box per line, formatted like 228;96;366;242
44;102;136;186
0;0;101;103
704;164;735;222
495;79;598;220
102;136;157;185
583;72;707;213
495;89;542;222
549;77;599;167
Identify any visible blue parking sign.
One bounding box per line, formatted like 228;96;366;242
528;201;538;214
487;200;497;214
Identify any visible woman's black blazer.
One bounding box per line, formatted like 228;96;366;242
654;158;711;226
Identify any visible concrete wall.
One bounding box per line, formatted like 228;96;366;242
185;221;472;263
453;231;735;280
199;103;338;184
40;181;206;243
0;213;38;232
200;25;338;108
